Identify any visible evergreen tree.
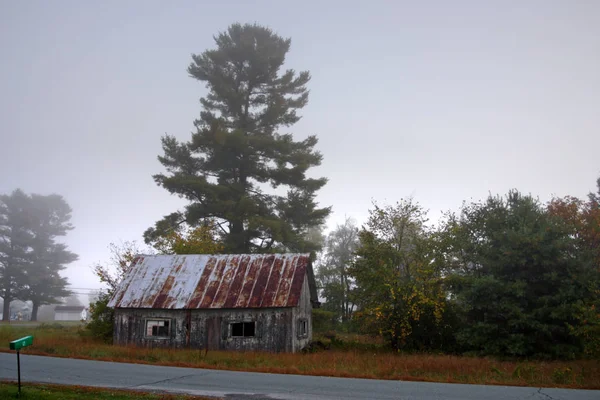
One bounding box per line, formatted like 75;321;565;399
0;190;77;321
145;23;330;253
22;194;78;321
444;190;588;358
0;190;32;320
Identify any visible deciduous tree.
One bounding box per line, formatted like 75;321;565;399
147;221;224;255
316;217;359;322
351;200;447;350
93;241;142;294
548;176;600;358
86;241;143;342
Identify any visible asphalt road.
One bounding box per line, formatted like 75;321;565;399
0;353;597;400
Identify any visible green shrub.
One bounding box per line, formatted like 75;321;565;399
312;309;337;333
81;292;114;343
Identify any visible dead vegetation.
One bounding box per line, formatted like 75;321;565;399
1;323;598;390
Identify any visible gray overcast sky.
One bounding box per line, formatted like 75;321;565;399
1;0;599;295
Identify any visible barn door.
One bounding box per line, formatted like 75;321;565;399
205;316;221;351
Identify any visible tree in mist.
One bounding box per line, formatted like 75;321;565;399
145;23;330;254
0;190;77;321
21;194;78;321
0;190;31;320
316;217;359;322
303;225;326;252
62;294;83;306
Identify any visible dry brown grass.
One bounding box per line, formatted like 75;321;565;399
1;323;598;389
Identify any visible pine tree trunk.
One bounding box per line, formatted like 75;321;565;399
226;161;249;253
229;220;249;254
30;301;39;321
2;296;10;321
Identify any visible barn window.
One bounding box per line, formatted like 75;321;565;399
298;318;308;338
145;319;170;338
230;321;255;337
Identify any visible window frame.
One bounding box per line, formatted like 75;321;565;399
229;320;256;338
143;318;172;340
297;318;308;338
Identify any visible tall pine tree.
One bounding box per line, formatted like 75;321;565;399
0;190;77;321
145;23;330;253
0;190;32;320
23;194;78;321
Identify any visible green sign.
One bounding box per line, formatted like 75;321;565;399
9;335;33;351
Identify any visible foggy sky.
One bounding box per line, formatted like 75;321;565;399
1;0;599;296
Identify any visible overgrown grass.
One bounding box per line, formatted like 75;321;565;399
0;382;217;399
1;324;599;389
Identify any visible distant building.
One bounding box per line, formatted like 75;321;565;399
54;306;85;321
108;253;319;353
1;300;31;321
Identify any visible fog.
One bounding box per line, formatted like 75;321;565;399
1;0;599;304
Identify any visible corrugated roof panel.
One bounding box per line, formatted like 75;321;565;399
261;256;284;308
108;253;312;310
286;256;307;307
186;256;217;309
273;255;297;307
234;255;262;308
211;255;240;308
108;256;142;308
136;257;175;308
198;256;228;308
247;255;275;308
222;255;251;308
116;256;156;308
164;256;203;309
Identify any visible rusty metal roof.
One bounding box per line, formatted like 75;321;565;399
107;253;313;309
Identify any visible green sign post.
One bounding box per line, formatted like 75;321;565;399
9;335;33;396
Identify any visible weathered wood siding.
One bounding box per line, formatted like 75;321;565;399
113;307;296;352
291;274;313;352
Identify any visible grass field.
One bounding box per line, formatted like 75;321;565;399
0;382;216;399
1;323;599;390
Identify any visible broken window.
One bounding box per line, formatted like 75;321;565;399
230;321;255;337
298;318;308;338
145;319;170;338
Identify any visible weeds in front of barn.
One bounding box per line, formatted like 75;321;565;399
0;323;598;390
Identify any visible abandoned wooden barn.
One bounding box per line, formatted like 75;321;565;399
107;253;319;353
